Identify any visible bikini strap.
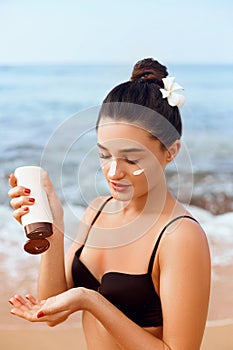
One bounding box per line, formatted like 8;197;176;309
83;196;113;245
147;215;199;274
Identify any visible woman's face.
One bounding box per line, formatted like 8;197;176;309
97;118;170;202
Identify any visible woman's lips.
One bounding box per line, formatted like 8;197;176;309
110;181;131;192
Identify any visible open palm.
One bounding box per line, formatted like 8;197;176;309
9;294;45;322
9;289;81;326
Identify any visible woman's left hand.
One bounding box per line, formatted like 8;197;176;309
9;288;85;327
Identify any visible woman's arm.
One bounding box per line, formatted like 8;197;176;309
9;288;170;349
37;227;67;298
8;173;108;298
159;218;211;350
37;190;108;297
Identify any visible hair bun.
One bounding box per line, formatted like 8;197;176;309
131;58;168;82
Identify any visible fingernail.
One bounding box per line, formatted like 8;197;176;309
37;311;45;318
24;207;29;211
8;300;14;305
28;198;35;203
24;188;31;194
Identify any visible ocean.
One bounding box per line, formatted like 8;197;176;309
0;63;233;326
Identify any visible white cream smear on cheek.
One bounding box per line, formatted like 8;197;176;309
108;160;117;176
132;169;145;176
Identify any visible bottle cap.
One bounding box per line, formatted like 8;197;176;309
24;239;50;255
24;222;53;239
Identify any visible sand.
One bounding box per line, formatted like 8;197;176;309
0;324;233;350
0;328;87;350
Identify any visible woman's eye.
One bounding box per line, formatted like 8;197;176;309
99;153;111;160
124;158;139;165
99;153;139;164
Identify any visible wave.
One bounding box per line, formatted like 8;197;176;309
1;204;233;270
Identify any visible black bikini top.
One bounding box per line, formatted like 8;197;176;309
72;197;198;328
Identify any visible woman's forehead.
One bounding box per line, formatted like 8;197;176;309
97;119;153;147
97;139;147;153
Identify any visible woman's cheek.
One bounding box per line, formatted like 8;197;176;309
132;168;145;176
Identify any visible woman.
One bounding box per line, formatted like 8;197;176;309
8;58;211;350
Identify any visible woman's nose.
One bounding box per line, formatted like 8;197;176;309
107;159;124;178
108;160;117;176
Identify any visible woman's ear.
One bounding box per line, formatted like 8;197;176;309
166;140;181;163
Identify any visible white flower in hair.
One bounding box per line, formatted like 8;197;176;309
160;77;185;107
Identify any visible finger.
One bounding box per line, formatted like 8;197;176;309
10;196;35;210
37;310;46;318
37;309;67;323
25;294;39;305
36;304;51;318
13;206;29;224
10;307;39;322
8;173;17;187
9;296;29;308
14;294;28;305
8;186;31;199
36;300;57;318
9;295;24;308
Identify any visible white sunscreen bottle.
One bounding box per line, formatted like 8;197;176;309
14;166;53;254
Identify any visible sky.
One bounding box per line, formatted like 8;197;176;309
0;0;232;65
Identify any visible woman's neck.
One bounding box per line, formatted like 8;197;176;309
121;185;174;218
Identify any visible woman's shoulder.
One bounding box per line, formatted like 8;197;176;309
159;212;210;266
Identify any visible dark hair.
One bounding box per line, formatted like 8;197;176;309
96;58;182;148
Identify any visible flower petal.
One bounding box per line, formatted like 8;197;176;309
160;88;170;98
162;77;175;90
168;93;186;107
176;94;186;107
170;82;184;92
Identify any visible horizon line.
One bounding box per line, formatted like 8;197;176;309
0;61;232;67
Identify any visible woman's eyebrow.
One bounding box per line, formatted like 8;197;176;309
97;143;145;153
97;142;108;151
119;148;145;153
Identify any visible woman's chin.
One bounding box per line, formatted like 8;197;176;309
110;188;134;202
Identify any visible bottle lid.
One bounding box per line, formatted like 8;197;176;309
24;222;53;239
24;239;50;255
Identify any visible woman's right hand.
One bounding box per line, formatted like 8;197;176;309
8;173;34;224
8;171;64;233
